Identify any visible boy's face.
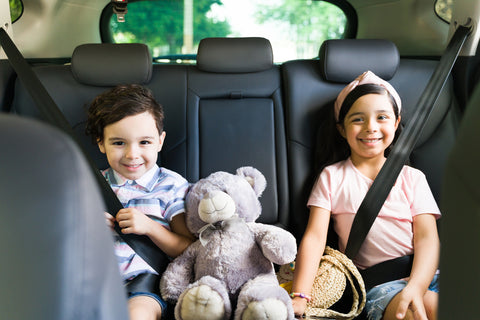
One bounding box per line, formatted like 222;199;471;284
98;111;165;181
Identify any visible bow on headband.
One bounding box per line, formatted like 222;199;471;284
334;70;402;122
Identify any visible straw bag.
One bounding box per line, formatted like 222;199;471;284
277;246;366;319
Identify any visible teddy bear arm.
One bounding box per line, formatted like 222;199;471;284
249;223;297;265
160;243;198;302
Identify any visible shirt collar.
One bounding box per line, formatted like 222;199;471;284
110;164;160;191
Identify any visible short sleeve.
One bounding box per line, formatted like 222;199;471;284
164;177;189;221
307;169;332;211
409;170;441;219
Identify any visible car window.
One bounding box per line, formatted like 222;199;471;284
435;0;453;23
103;0;347;63
9;0;23;22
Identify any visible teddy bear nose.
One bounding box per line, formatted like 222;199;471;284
198;190;236;224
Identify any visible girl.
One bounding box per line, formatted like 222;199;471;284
291;71;440;320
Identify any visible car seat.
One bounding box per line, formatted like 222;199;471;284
0;114;128;320
438;81;480;319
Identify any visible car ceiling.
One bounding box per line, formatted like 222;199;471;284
1;0;479;59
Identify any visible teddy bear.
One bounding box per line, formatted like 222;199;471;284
160;166;297;320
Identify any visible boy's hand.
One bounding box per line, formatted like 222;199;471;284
104;212;115;230
115;207;152;236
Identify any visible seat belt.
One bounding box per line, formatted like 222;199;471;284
0;27;170;274
344;24;471;279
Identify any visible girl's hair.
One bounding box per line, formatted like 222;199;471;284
314;83;402;178
85;84;164;144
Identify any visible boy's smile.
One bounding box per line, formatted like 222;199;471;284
98;111;166;181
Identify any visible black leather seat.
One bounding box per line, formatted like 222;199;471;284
186;37;289;226
438;82;480;319
11;43;190;178
0;114;128;320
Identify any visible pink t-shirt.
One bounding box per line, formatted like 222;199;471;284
307;158;441;269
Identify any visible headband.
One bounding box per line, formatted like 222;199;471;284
334;71;402;122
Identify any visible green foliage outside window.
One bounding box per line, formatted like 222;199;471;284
435;0;453;22
109;0;346;62
110;0;230;59
9;0;23;22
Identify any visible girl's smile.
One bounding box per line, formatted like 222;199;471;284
338;93;400;168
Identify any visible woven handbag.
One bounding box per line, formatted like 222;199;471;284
277;246;366;319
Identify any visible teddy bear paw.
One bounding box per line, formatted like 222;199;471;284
241;298;288;320
180;284;226;320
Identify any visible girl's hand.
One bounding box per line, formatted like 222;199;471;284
104;212;115;230
394;284;428;320
115;207;153;235
292;296;307;318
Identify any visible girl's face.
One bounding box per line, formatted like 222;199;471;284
337;93;400;164
98;111;165;181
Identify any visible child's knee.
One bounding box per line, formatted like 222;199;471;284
128;295;162;320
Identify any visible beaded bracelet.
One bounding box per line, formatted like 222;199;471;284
289;292;312;302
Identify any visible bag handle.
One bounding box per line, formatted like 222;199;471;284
0;27;169;274
345;23;472;259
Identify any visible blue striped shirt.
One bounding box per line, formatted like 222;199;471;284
103;164;188;280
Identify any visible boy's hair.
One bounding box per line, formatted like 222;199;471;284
85;84;164;144
314;83;402;178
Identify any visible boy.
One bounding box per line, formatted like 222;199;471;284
86;84;193;320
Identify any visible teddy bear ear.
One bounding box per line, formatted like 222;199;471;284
236;166;267;197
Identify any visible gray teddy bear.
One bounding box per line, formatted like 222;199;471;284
160;167;297;320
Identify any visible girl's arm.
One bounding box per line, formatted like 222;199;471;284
116;208;194;258
291;206;331;317
395;213;440;319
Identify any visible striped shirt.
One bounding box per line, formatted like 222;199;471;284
103;164;188;281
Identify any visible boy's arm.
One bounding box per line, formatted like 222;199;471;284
116;208;193;258
394;213;439;319
146;212;194;258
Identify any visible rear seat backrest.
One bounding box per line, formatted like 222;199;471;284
11;43;188;177
187;37;289;226
283;39;460;240
0;114;128;320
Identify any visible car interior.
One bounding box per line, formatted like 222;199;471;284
1;0;479;319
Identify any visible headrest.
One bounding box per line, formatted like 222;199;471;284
71;43;152;86
197;37;273;73
319;39;399;83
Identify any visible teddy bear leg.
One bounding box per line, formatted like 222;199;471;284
235;274;294;320
174;275;232;320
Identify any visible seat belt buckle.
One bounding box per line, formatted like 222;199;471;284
112;0;128;23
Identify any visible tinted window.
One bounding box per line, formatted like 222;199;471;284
105;0;347;63
435;0;453;23
9;0;23;22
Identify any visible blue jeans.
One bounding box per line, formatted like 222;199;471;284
365;274;439;320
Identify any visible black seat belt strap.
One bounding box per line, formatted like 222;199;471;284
360;255;414;290
345;23;472;260
0;27;169;274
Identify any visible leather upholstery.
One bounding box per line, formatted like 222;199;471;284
197;37;273;73
71;43;152;86
188;37;288;226
320;39;399;82
0;114;128;320
438;82;480;319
